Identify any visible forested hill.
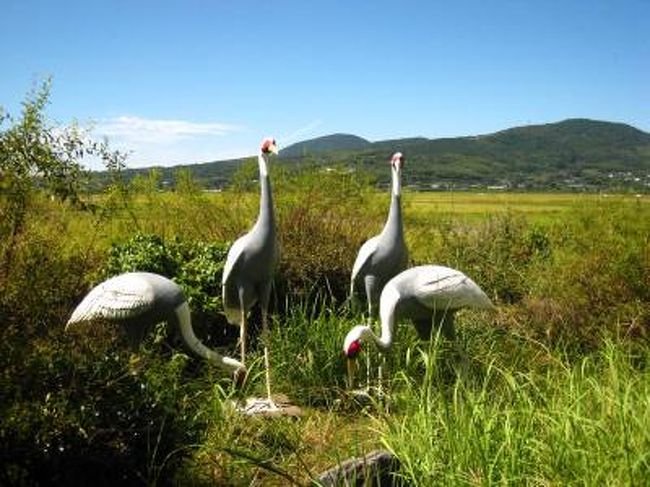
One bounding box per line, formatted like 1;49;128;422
277;119;650;190
278;133;371;157
92;119;650;191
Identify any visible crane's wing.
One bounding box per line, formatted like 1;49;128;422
66;274;155;328
221;233;253;325
414;265;494;311
222;233;251;287
350;235;380;286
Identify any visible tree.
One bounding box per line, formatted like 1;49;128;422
0;79;127;276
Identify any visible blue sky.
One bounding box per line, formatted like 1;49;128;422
1;0;648;169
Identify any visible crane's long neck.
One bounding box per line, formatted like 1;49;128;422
382;165;403;239
370;282;400;353
174;302;244;373
256;153;275;231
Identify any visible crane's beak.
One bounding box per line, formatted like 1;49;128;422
346;357;357;390
269;142;279;154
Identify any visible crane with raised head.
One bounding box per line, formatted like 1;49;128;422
350;152;408;318
222;137;279;404
66;272;246;384
344;265;495;387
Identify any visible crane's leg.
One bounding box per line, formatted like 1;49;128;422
435;311;468;376
377;353;387;398
238;288;247;366
439;311;456;342
364;276;376;392
260;284;275;407
366;302;374;391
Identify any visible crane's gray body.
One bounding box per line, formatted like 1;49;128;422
351;172;408;316
221;143;279;401
222;154;279;325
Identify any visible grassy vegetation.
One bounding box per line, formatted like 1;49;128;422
2;177;649;485
4;84;650;485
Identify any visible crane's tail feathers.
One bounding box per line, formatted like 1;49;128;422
65;305;94;330
477;293;497;311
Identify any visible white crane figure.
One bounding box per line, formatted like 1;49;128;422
350;152;408;318
222;137;279;404
349;152;408;388
343;265;495;387
66;272;246;383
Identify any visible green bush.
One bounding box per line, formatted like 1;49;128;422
102;233;234;343
0;324;225;486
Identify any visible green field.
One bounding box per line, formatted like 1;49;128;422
407;190;648;218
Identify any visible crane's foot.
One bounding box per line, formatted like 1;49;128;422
347;384;387;406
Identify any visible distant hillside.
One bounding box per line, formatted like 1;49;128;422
90;119;650;192
279;133;371;157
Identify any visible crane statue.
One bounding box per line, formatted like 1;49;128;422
222;137;279;405
344;265;495;388
350;152;408;317
349;152;408;388
66;272;246;384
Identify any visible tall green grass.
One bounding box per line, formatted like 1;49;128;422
381;329;650;485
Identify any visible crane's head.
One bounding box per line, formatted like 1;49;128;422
343;325;370;389
390;152;405;170
261;137;278;155
343;325;369;360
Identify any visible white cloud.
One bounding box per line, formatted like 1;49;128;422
95;115;241;145
77;115;247;170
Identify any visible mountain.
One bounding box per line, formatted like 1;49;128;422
279;133;371;157
91;119;650;191
278;119;650;190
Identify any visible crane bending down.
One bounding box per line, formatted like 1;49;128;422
350;152;408;318
344;265;495;386
222;137;279;403
66;272;246;383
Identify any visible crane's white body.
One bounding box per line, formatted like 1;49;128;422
350;236;380;285
66;272;245;378
222;146;279;332
344;265;495;355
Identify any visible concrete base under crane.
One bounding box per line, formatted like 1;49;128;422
233;394;302;417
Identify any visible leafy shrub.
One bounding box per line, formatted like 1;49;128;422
0;218;220;485
274;166;380;304
102;233;235;344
